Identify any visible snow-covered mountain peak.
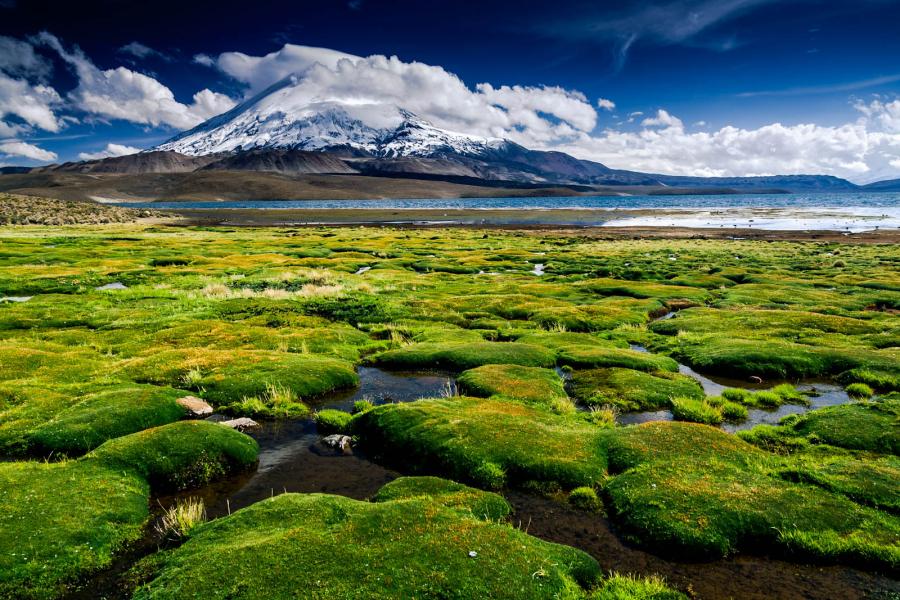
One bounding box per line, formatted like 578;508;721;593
154;77;504;158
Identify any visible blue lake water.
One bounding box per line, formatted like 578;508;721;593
115;192;900;230
115;191;900;211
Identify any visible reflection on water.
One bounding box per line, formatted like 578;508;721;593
158;368;453;519
313;366;453;412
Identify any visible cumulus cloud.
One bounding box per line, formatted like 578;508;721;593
212;44;356;93
597;98;615;111
854;98;900;133
551;114;900;183
641;109;683;129
0;140;57;161
0;72;63;132
36;32;236;129
77;143;141;161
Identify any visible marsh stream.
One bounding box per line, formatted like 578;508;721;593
69;366;897;600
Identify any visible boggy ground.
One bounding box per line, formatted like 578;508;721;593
0;223;898;599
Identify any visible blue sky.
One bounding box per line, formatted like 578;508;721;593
2;0;900;182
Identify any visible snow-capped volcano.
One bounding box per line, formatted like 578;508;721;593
154;77;505;158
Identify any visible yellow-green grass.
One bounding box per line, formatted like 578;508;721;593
372;341;557;371
457;364;569;407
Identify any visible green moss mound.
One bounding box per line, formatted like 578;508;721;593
0;421;259;599
373;342;556;371
26;384;188;456
0;460;148;600
315;408;353;434
133;479;603;600
602;422;900;567
458;364;568;406
352;396;606;490
124;348;358;406
372;476;512;521
89;420;259;491
557;347;678;373
570;368;702;411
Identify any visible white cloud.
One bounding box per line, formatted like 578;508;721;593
212;44;356;93
192;53;215;67
597;98;615;111
37;33;236;130
0;72;63;132
119;41;170;61
641;109;684;129
0;140;57;161
552;117;900;183
854;98;900;133
205;43;599;146
78;143;141;161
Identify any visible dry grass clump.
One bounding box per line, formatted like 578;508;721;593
0;193;168;225
155;497;207;539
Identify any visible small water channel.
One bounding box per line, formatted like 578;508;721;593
623;344;853;431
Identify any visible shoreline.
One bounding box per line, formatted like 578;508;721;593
160;206;900;240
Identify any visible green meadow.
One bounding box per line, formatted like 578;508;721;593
0;223;897;598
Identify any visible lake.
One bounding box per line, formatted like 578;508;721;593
113;192;900;230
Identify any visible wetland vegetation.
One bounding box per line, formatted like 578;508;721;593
0;223;897;599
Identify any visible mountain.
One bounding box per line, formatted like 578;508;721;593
863;178;900;191
42;151;222;174
149;78;863;192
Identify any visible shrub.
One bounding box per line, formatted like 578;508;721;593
772;384;807;404
721;401;749;422
845;383;874;399
315;409;353;434
473;461;507;490
721;388;751;403
753;390;782;407
569;487;603;512
353;399;375;413
670;397;723;425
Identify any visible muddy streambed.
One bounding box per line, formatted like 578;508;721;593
67;366;895;600
508;492;900;600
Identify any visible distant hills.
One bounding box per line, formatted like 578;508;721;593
3;75;900;200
